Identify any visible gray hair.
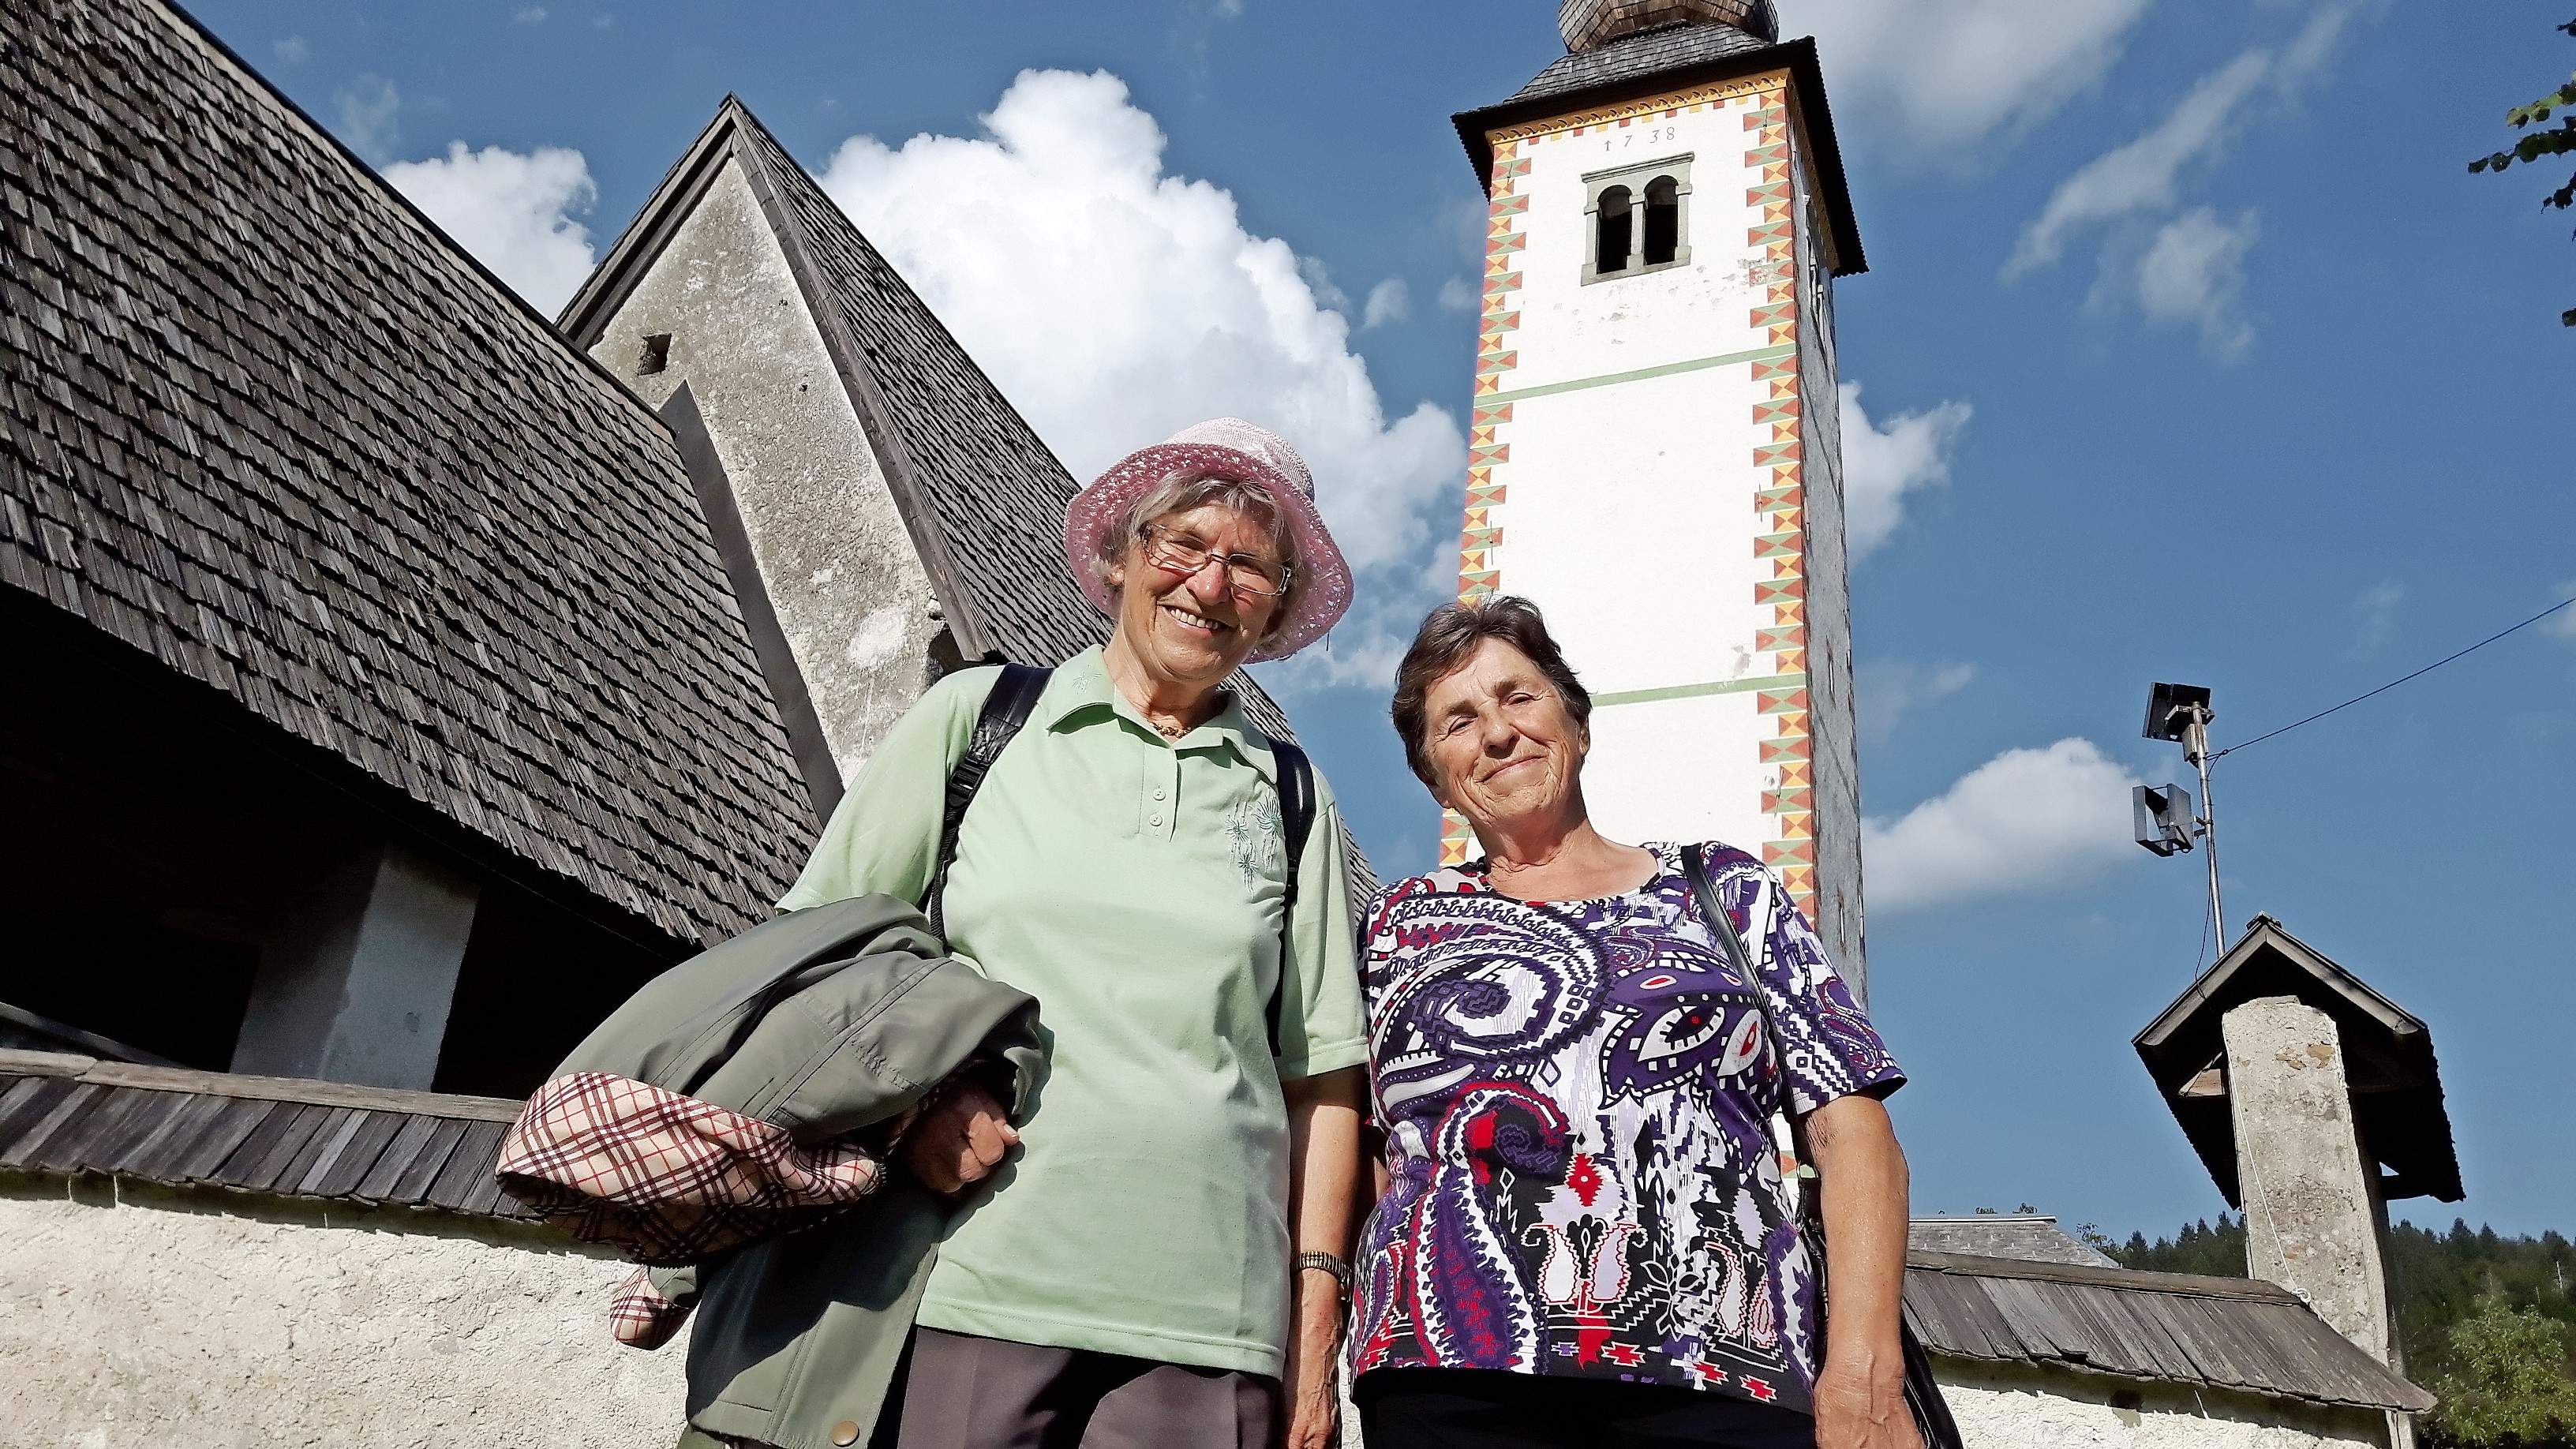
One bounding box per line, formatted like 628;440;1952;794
1089;472;1303;635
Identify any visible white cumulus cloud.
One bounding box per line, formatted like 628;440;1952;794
1840;382;1971;560
333;74;400;163
2135;206;2260;360
1791;0;2155;153
382;143;600;315
1865;738;2142;915
1859;660;1979;747
1361;279;1410;331
2002;0;2373;351
814;68;1465;626
2006;50;2270;277
2540;586;2576;644
1438;275;1480;313
2350;579;2406;654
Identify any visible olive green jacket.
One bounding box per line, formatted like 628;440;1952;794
549;896;1042;1449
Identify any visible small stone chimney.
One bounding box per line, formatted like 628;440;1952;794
2136;915;2459;1446
2220;994;2402;1365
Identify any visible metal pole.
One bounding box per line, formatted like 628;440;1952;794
2183;707;2224;943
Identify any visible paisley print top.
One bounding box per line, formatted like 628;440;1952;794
1346;842;1902;1411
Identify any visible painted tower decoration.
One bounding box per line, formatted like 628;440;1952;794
1447;0;1871;989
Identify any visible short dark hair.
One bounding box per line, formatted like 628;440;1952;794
1390;594;1593;787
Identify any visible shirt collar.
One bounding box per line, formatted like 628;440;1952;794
1043;646;1276;780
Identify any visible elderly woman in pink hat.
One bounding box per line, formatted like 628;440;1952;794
775;419;1368;1449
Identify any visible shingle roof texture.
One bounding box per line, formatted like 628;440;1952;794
1905;1250;2436;1413
0;1051;537;1222
0;0;817;944
1508;21;1773;107
1908;1215;2118;1268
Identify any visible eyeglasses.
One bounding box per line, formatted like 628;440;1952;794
1138;522;1294;599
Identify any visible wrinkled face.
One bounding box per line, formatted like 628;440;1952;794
1109;502;1285;691
1420;638;1586;833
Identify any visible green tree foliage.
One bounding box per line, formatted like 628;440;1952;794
2426;1294;2576;1448
2108;1217;2576;1443
2464;17;2576;324
2111;1212;2252;1278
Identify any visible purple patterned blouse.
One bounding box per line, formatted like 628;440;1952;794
1346;842;1903;1413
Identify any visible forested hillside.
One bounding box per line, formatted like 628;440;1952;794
2104;1215;2576;1447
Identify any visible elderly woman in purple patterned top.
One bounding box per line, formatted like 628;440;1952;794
1346;595;1920;1449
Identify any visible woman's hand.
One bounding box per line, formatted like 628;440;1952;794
1812;1359;1923;1449
1281;1272;1342;1449
902;1080;1018;1194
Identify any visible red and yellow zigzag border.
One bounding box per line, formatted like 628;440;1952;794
1744;87;1817;921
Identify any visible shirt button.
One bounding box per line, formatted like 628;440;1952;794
831;1422;862;1447
1149;814;1165;828
1153;786;1167;801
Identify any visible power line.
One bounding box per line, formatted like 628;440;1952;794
2210;596;2575;762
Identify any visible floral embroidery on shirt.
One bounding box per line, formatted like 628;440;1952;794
1226;788;1286;886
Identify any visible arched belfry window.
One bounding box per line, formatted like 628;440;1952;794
1642;176;1680;265
1595;185;1634;275
1582;154;1694;284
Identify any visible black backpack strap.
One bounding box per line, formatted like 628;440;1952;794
926;663;1050;937
1266;736;1317;1059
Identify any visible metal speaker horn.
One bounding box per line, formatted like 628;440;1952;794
2133;783;2196;856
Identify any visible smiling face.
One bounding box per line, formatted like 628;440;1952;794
1106;501;1286;696
1420;637;1589;836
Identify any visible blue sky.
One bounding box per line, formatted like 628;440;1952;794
202;0;2572;1241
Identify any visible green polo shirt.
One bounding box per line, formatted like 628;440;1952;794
776;646;1366;1376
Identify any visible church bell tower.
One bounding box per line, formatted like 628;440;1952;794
1447;0;1873;990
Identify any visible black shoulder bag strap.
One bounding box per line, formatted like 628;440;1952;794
923;666;1318;1061
926;663;1050;938
1266;736;1318;1060
1679;844;1963;1449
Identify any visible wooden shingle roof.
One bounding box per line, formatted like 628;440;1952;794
0;0;818;945
2135;914;2462;1205
0;1050;538;1222
1908;1215;2117;1269
1905;1251;2436;1413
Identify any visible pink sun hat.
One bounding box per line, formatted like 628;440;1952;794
1063;417;1354;663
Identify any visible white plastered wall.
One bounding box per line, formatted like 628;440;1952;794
1936;1359;2392;1449
0;1183;684;1448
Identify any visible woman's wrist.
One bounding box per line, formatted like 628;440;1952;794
1818;1343;1904;1387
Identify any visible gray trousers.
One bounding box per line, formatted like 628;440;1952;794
884;1327;1281;1449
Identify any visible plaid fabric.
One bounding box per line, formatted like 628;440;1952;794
610;1265;695;1350
497;1072;890;1265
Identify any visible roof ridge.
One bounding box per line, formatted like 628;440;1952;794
1907;1249;2297;1301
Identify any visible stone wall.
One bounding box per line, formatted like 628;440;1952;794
0;1181;684;1448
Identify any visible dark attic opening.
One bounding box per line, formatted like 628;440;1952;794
0;595;675;1097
